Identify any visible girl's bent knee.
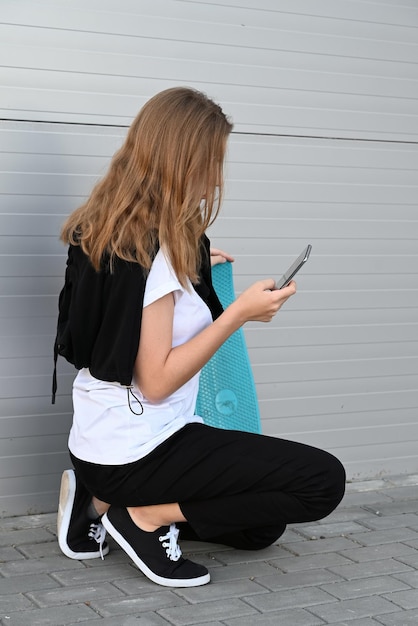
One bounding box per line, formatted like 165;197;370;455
321;453;346;516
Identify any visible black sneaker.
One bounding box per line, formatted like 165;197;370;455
102;507;210;587
57;469;109;560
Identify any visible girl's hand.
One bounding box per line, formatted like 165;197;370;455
210;247;234;266
231;279;296;323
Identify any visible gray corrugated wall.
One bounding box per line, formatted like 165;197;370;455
1;0;417;516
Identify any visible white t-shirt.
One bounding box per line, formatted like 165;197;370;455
68;248;213;465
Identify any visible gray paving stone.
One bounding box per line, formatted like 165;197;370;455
0;527;55;547
256;568;344;591
351;528;418;546
110;575;168;595
158;598;258;625
317;506;373;524
394;551;418;569
320;575;411;600
0;573;60;595
0;546;25;562
309;596;400;622
180;623;224;626
382;486;418;501
91;591;186;617
211;544;291;565
244;586;337;612
268;551;352;572
0;555;84;576
225;608;326;625
393;569;418;589
92;615;172;626
297;521;369;538
0;603;100;625
51;563;139;586
179;623;224;626
17;540;62;558
181;540;229;554
324;617;381;626
329;558;413;580
386;475;418;487
27;581;125;607
364;501;418;516
339;541;418;563
174;579;266;603
0;513;56;531
280;527;309;542
359;513;418;531
361;487;400;499
346;480;388;492
210;560;279;582
383;589;418;610
284;536;358;556
340;491;394;507
376;609;418;624
0;592;35;612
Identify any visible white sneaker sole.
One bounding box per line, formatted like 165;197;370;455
102;512;210;588
57;469;109;560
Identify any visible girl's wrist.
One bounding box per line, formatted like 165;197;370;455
221;300;246;331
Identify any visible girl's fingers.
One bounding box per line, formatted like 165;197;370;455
210;247;235;266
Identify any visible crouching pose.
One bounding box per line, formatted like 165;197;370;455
55;87;345;588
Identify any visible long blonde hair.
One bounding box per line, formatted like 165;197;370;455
61;87;233;285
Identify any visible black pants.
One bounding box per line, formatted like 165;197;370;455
71;423;345;550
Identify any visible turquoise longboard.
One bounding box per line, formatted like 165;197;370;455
196;261;262;434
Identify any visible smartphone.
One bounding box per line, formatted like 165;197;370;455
275;244;312;289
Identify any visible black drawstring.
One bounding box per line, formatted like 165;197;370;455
52;341;58;404
127;386;144;415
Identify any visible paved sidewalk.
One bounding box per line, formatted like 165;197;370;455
1;475;418;626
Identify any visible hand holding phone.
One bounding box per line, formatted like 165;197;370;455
275;244;312;290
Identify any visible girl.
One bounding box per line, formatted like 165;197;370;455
56;87;345;588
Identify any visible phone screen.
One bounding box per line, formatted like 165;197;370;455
275;244;312;289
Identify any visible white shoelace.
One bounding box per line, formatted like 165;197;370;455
159;523;182;562
88;522;107;560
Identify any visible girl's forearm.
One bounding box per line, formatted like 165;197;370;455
137;302;243;402
135;279;295;403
